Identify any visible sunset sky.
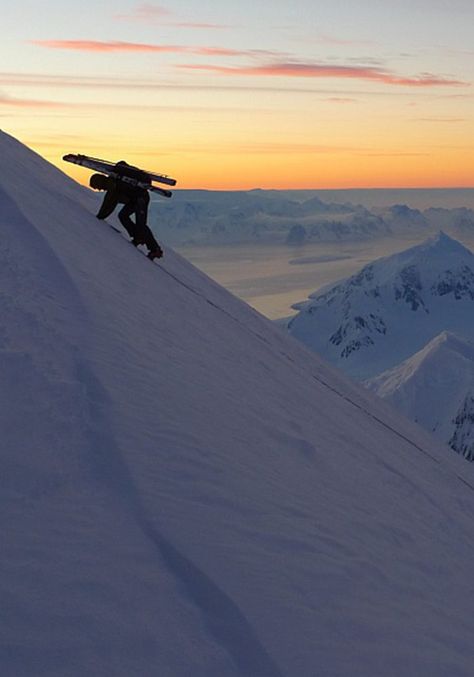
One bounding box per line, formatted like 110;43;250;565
2;0;473;189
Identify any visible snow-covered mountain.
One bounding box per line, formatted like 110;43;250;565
4;130;474;677
377;203;430;233
287;232;474;379
365;331;474;460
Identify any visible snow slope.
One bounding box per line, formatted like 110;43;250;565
365;331;474;459
287;232;474;379
2;130;474;677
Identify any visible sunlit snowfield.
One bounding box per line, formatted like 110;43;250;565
165;189;474;320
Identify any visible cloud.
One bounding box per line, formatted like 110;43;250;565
31;40;188;54
114;2;229;28
2;72;466;101
0;88;268;115
194;47;283;58
158;142;432;158
413;116;466;123
358;151;431;157
325;97;358;104
178;62;467;87
0;92;65;108
171;23;231;29
31;40;279;59
30;40;467;89
233;142;368;155
114;3;171;20
315;34;375;47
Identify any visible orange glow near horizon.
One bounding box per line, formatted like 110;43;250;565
31;138;473;192
41;152;474;192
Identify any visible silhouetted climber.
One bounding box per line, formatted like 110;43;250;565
90;161;163;260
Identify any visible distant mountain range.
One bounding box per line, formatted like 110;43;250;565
286;233;474;460
151;189;474;246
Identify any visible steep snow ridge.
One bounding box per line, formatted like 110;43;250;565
369;330;474;392
288;232;474;379
365;332;474;458
3;130;474;676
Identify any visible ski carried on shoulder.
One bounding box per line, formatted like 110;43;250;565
63;153;176;198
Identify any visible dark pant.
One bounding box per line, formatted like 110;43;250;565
118;196;160;252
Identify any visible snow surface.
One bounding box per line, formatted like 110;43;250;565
3;130;474;676
287;232;474;379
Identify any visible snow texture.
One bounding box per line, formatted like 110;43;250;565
2;130;474;677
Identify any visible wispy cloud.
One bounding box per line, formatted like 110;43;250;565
223;142;363;155
2;72;467;99
0;92;65;108
30;39;467;89
114;3;171;20
158;142;432;158
413;116;466;122
359;151;431;157
315;34;375;47
32;40;189;54
0;88;268;114
325;97;358;104
173;22;231;29
178;62;467;87
437;92;474;99
31;40;279;59
114;2;229;29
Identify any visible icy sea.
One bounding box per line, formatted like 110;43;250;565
175;237;428;319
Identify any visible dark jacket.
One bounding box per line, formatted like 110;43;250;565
96;176;149;220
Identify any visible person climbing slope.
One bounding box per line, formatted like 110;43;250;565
90;161;163;260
